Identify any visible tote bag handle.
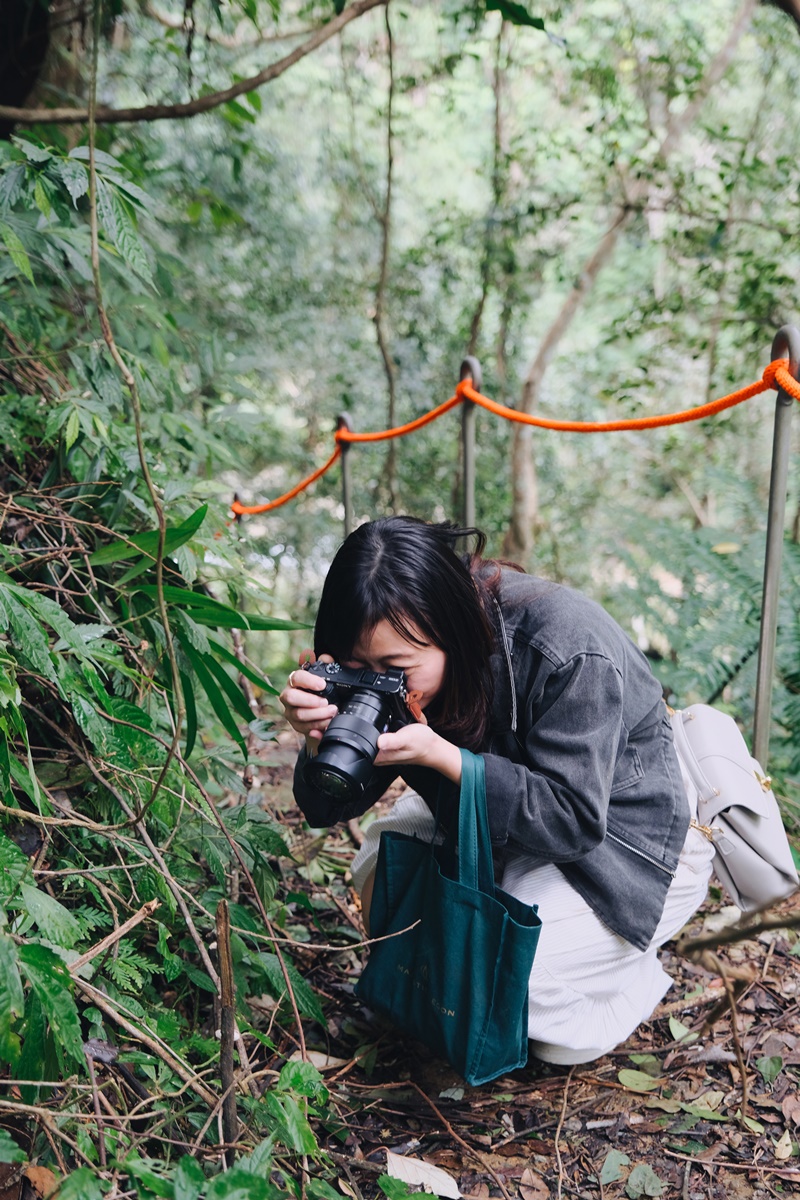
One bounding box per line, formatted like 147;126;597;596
443;750;494;895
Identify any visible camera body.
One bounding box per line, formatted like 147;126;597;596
301;661;412;804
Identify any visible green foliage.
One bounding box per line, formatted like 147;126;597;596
3;0;800;1192
377;1179;414;1200
0;96;331;1194
0;1130;25;1164
485;1;546;31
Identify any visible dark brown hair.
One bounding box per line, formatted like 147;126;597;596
313;517;497;749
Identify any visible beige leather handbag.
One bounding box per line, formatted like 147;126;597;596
671;705;799;913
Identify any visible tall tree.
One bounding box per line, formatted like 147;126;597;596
502;0;761;563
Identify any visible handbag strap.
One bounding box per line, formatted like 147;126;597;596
454;750;495;894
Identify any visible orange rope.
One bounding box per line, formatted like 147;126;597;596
230;446;341;516
230;359;800;516
456;358;800;432
335;393;463;442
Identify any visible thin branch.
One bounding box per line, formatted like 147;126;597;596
24;705;222;989
467;19;508;357
144;4;317;49
86;0;183;817
664;1146;800;1183
708;954;751;1129
555;1067;574;1200
216;900;239;1164
75;704;309;1058
0;0;387;126
678;907;800;955
83;1050;107;1168
374;2;398;510
68;898;159;975
408;1083;512;1200
75;977;218;1108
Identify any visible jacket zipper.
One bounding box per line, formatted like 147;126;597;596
493;600;517;733
606;831;676;878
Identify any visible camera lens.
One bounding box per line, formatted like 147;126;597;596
303;690;392;803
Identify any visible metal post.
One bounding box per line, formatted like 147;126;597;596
459;356;482;528
337;413;354;539
752;325;800;767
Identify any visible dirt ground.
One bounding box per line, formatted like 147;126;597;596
256;729;800;1200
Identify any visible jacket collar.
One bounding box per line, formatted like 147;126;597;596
488;597;517;734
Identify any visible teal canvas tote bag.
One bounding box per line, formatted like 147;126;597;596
355;750;542;1086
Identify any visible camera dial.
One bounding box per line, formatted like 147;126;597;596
301;661;410;803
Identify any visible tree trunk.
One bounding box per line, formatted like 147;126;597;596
502;212;631;561
0;0;53;140
455;21;508;519
376;5;398;511
502;0;760;564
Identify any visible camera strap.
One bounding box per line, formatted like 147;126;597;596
405;690;428;725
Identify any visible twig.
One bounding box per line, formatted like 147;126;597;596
74;978;218;1108
41;1121;69;1176
216;900;239;1164
708;953;750;1129
0;798;116;833
54;699;316;1049
83;1049;107;1168
662;1148;800;1181
188;1079;240;1156
69;899;159;975
87;0;183;823
0;1098;100;1118
555;1067;574;1200
23;708;222;990
0;0;388;125
408;1083;511;1200
373;1;398;509
0;1105;96;1166
144;4;317;48
682;1161;691;1200
678;907;800;955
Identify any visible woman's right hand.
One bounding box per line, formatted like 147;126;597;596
279;655;338;750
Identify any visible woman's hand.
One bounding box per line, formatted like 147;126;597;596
375;724;463;784
279;656;338;751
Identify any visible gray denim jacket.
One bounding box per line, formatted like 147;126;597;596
293;570;689;951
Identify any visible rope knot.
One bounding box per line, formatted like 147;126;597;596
762;358;786;390
763;357;800;401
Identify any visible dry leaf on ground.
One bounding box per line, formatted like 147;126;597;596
385;1150;461;1198
519;1166;550;1200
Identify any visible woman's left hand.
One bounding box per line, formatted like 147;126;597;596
375;724;463;784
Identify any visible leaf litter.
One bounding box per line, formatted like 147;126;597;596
259;732;800;1197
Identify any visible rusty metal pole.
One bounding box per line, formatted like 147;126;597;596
752;325;800;767
337;413;354;539
459;357;482;528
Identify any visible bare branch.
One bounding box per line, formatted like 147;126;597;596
75;977;218;1108
86;0;183;817
374;3;398;509
0;0;387;126
68;899;160;975
144;4;318;49
216;900;239;1164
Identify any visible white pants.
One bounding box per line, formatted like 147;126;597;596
351;758;714;1065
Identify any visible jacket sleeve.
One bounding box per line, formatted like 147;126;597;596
483;651;625;862
292;745;401;827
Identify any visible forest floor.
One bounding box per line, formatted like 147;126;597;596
255;728;800;1200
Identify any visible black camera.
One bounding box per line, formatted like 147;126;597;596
301;661;411;804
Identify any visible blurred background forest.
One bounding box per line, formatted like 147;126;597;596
1;0;800;1195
